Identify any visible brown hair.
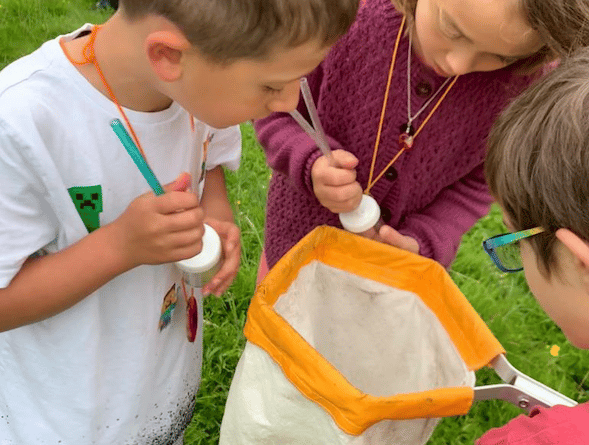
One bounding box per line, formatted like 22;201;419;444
391;0;589;72
485;48;589;276
119;0;359;63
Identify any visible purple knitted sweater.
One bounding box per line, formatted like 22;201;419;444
256;0;539;269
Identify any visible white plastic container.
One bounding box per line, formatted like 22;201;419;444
339;194;382;238
175;223;222;288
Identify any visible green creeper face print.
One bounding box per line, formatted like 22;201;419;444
68;185;103;233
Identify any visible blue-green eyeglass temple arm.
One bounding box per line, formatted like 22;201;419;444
482;226;545;272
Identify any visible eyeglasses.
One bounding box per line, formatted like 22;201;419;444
482;226;545;273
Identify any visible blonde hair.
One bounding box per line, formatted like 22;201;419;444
119;0;359;63
485;48;589;276
391;0;589;72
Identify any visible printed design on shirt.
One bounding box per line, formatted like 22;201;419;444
67;185;103;233
197;132;214;188
158;284;178;331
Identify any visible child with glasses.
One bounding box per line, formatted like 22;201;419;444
477;47;589;444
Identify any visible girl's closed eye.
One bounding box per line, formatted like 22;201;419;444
263;85;284;94
439;11;462;40
497;55;520;65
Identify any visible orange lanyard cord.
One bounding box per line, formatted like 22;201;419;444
181;277;194;303
365;75;458;193
364;18;459;195
367;16;406;190
60;25;149;161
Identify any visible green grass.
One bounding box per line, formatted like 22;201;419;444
3;1;589;443
0;0;111;67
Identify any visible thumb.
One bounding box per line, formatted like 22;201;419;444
331;149;359;170
163;172;192;193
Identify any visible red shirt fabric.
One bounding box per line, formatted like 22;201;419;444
476;404;589;444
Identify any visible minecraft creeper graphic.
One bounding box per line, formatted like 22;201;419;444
68;185;103;233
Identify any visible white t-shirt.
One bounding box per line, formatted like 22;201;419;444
0;25;241;445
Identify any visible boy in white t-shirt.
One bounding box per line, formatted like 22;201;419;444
0;0;359;443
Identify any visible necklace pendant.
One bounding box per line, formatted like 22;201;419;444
398;122;415;150
399;132;414;150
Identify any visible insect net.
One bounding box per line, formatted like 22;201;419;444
219;226;505;444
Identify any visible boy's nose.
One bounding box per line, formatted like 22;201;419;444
267;80;301;114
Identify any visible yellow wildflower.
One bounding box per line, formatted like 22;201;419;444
549;345;560;357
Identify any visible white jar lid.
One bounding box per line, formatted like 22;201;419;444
339;194;381;233
175;224;222;273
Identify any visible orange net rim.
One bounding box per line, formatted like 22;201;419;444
245;226;505;435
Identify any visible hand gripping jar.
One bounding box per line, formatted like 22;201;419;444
175;223;222;288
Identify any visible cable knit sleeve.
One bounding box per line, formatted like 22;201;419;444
254;64;345;195
396;162;492;268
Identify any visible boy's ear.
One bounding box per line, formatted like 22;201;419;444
145;31;191;82
556;228;589;289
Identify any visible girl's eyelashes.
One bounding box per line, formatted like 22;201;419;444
263;85;283;94
437;8;521;66
442;25;462;40
497;55;520;65
439;11;463;40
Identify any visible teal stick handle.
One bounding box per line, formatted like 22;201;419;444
110;119;165;195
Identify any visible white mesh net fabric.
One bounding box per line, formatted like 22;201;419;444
220;260;475;445
274;261;473;396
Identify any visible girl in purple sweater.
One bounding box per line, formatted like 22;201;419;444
255;0;589;273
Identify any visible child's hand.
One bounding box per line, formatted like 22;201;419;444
311;149;363;213
201;218;241;297
376;225;420;255
108;173;205;269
